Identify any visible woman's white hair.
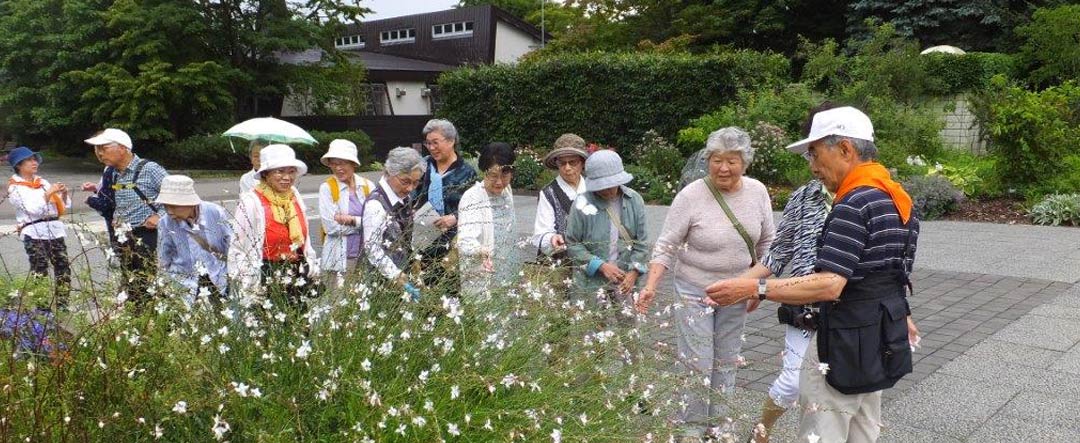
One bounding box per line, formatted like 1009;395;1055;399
703;127;754;166
422;118;458;143
384;147;426;176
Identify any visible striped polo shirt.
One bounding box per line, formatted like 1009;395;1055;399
815;187;919;281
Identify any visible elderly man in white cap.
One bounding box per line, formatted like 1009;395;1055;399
564;149;649;322
318;139;376;289
155;175;232;305
81;128;168;308
706;106;921;443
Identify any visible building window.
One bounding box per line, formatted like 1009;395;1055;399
334;34;364;49
360;83;393;116
432;21;474;39
380;28;416;45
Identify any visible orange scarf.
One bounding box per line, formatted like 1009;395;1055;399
834;162;912;224
8;176;65;216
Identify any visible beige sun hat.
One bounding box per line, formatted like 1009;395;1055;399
542;133;589;169
154;175;202;206
321;139;361;168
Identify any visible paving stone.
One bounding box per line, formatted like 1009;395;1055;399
886;372;1018;439
965;414;1080;442
938;353;1080;397
964;338;1064;369
996;390;1080;431
994;315;1080;351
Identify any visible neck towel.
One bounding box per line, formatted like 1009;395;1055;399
835;162;913;224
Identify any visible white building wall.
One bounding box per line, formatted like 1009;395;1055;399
386;80;431;116
494;21;539;63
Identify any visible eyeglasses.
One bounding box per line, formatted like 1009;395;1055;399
393;174;420;188
93;144;119;153
483;166;514;182
422;137;449;148
556;158;582;168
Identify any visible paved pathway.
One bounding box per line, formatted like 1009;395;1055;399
3;168;1080;442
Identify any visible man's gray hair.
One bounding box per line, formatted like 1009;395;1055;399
822;135;878;161
703;127;754;166
422;118;458;143
385;147;426;176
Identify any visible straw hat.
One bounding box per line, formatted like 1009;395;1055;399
542;133;588;169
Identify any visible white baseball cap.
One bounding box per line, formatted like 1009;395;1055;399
84;128;133;150
785;106;874;156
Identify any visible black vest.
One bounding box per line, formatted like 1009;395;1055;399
538;180;574;263
365;186;415;272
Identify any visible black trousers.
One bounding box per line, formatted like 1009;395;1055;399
113;226;158;308
22;236;71;307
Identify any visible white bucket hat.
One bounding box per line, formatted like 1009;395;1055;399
154;175;202;206
785;106;875;156
584;150;633;192
321;139;361;168
84;128;133;150
257;144;308;176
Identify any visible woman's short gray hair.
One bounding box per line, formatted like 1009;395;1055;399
422;118;458;143
703;127;754;165
384;147;426;176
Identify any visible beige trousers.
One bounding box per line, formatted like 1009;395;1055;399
796;333;883;443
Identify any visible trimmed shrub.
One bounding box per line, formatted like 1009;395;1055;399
1029;193;1080;226
902;174;964;220
921;53;1018;96
625;164;676;205
972;79;1080;194
436;51;789;154
631;130;684;185
511;148;545;191
157;130;374;171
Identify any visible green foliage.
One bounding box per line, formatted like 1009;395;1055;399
1017;5;1080;87
436;51;789;153
972;79;1080;194
921;53;1019;96
848;0;1039;53
630;130;684;184
1029;193;1080;226
157;131;374;171
510;148;545;191
901;174;965;220
676;85;815;186
0;0;369;151
625;164;676;205
908;152;996;197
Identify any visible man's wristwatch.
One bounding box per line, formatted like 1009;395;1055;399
757;278;768;301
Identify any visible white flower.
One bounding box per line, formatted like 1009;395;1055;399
172;401;188;415
211;415;230;440
817;363;830;375
295;340;312;359
115;291;129;304
361;359;372;371
807;432;821;443
550;428;562;443
448;423;460;436
451;385;460;400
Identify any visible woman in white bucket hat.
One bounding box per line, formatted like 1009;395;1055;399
155;175;232;305
318;139;377;289
228;144;319;309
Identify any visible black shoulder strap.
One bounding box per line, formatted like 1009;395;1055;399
126;159;159;212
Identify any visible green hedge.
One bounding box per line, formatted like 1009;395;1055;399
156;130;374;172
921;52;1018;96
436;51;789;153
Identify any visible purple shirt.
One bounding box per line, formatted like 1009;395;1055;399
346;190;364;259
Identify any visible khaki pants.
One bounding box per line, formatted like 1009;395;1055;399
797;333;883;442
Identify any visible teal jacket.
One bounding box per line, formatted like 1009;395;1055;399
564;186;650;299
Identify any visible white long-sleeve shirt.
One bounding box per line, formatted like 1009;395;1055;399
362;177;406;281
228;187;319;299
7;174;69;240
531;175;586;255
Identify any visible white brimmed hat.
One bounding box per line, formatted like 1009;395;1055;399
84;128;133;150
584;150;633;192
785;106;874;156
258;144;308;176
321;139;361;167
154;175;202;206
